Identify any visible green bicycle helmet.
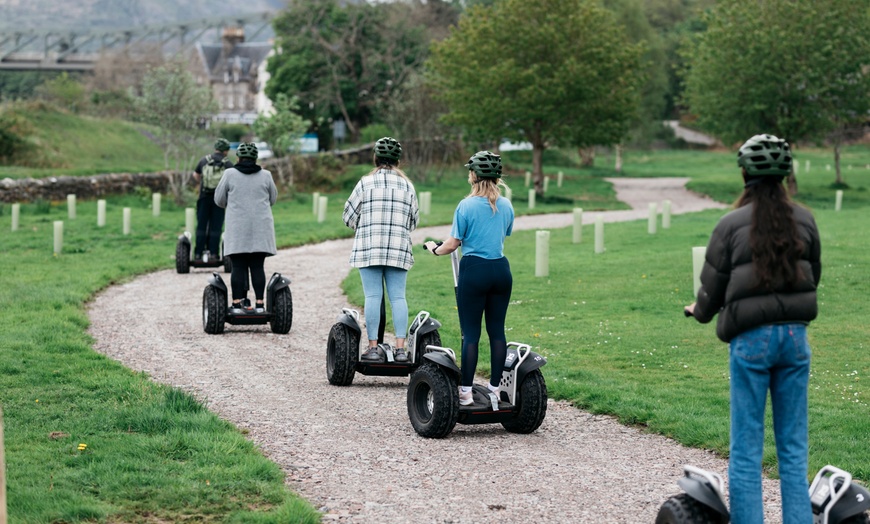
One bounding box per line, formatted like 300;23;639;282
214;138;231;151
374;136;402;162
737;134;792;176
236;142;258;159
464;151;502;178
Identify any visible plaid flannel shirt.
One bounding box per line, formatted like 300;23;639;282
343;168;419;270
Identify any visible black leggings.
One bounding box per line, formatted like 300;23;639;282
456;255;512;387
230;252;267;301
195;192;225;257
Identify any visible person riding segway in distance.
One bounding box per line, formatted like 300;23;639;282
685;134;822;524
343;136;419;363
193;138;234;262
214;141;278;314
424;150;514;406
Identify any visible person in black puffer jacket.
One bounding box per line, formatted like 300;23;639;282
685;134;821;524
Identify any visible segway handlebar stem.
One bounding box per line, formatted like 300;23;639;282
810;465;852;524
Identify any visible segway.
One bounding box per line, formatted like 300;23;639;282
656;464;870;523
406;249;548;438
202;272;292;334
176;231;232;274
326;288;443;385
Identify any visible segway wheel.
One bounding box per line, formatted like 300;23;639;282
407;362;458;438
223;255;232;274
839;514;870;524
202;285;226;335
415;331;442;363
326;323;359;386
655;493;727;524
501;369;547;434
176;240;190;274
269;287;293;334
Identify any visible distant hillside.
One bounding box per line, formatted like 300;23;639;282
0;0;287;32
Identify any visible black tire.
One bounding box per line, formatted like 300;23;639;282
269;287;293;334
414;331;442;364
407;362;458;438
202;285;226;335
655;493;727;524
223;255;232;273
176;241;190;274
840;514;870;524
326;323;359;386
501;369;548;434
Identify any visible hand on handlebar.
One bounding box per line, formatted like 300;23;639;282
684;302;696;318
423;240;443;255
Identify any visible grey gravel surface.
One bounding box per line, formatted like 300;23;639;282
88;178;788;523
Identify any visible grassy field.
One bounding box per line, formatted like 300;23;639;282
1;144;868;521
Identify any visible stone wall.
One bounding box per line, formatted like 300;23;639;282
0;171;178;203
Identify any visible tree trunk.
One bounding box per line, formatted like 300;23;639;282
532;144;544;196
578;146;595;167
834;142;843;185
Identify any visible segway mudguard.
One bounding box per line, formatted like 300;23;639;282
334;308;363;335
207;272;228;292
676;466;730;519
178;232;191;249
421;347;461;377
266;272;290;309
505;343;547;386
809;465;870;524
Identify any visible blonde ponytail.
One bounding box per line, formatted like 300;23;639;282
468;173;509;213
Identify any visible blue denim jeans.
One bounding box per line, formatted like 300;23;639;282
728;323;812;524
358;266;408;342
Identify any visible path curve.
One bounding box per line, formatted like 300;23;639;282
89;179;786;523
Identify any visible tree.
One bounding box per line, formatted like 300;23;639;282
134;61;217;203
35;73;86;113
682;0;870;189
253;93;311;188
266;0;450;143
427;0;644;194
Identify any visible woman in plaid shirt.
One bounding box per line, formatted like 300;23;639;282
342;137;419;362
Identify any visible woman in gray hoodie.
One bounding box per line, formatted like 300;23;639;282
214;142;278;313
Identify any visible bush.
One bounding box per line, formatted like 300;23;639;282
215;123;250;143
359;123;395;144
0;108;36;164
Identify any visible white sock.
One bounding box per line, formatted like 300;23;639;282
460;386;472;393
487;383;499;393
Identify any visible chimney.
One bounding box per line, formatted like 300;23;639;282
222;27;245;57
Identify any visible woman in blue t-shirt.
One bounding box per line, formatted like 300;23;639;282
424;151;514;406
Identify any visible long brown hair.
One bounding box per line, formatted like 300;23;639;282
468;172;509;213
736;176;805;290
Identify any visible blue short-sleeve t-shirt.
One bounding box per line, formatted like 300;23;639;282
450;196;514;259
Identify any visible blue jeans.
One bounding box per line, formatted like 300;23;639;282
358;266;408;342
728;323;812;524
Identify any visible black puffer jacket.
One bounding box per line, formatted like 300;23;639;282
694;203;822;342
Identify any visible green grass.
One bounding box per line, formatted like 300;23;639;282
2;143;869;522
0;104;166;178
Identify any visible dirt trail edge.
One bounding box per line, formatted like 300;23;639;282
89;178;785;523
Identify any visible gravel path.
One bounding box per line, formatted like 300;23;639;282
88;178;786;523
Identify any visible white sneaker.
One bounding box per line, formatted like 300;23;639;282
458;387;473;406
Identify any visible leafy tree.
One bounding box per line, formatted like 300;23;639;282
427;0;643;193
35;73;86;113
133;61;217;202
682;0;870;188
253;93;310;158
266;0;447;144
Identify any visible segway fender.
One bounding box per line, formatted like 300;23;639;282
514;351;547;386
414;316;442;337
422;352;460;377
335;309;362;335
177;233;191;246
677;467;730;518
207;272;228;293
266;272;290;308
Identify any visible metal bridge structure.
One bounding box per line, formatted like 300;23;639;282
0;11;275;72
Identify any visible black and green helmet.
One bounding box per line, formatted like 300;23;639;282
236;142;258;159
374;136;402;162
464;151;502;178
214;138;231;151
737;134;792;176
